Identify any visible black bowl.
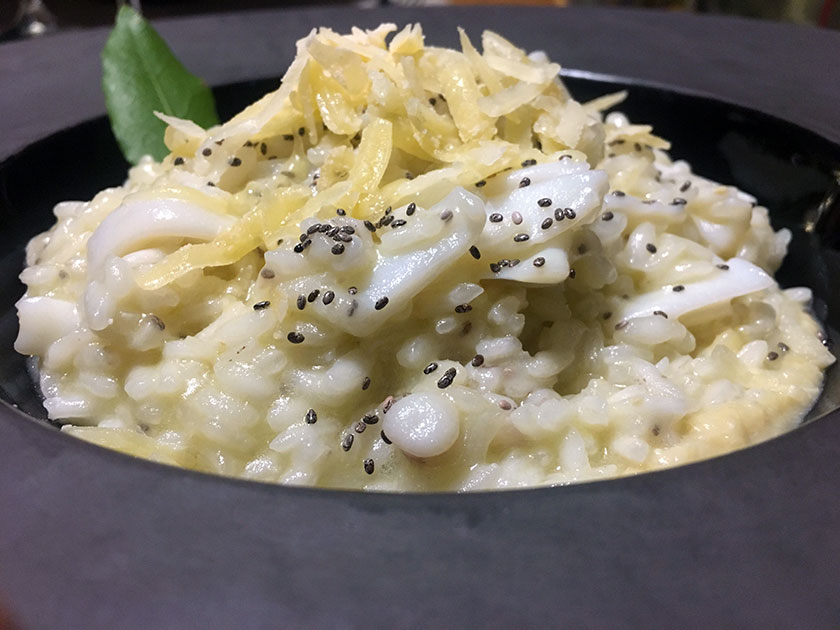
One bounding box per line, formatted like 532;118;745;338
2;7;840;629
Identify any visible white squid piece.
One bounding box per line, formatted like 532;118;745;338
616;257;774;325
86;198;236;273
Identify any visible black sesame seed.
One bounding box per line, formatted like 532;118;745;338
559;154;572;161
173;157;184;165
429;97;437;105
207;182;216;187
296;295;306;310
778;342;790;352
455;304;472;314
354;421;367;434
336;233;353;243
287;331;305;343
554;208;565;221
519;177;531;188
509;259;520;267
229;157;242;167
318;224;331;233
646;243;657;254
261;269;275;279
490;262;502;273
202;147;212;157
521;159;537;167
471;354;485;367
533;256;545;267
672;197;687;205
244;140;254;147
564;208;577;219
375;297;389;310
602;211;614;221
363;220;376;232
327;226;341;237
364;459;375;475
331;243;345;255
380;431;392;444
298;127;305;136
307;223;321;234
276;238;283;245
253;300;271;310
305;408;317;424
348;299;358;317
307;289;320;303
569;268;576;279
362;377;371;391
469;245;481;260
336;207;346;216
381;214;394;226
653;310;668;318
499;400;512;410
489;213;503;223
541;218;553;230
615;320;628;330
260;142;267;155
383;397;395;413
283;134;294;141
514;233;530;242
341;225;355;235
423;362;439;375
537;198;553;208
612;190;626;197
475;180;486;188
363;414;379;425
680;181;691;192
391;219;407;228
716;263;730;270
299;233;309;242
348;286;358;295
341;434;354;451
293;241;305;253
672;285;685;292
437;367;456;389
406;202;417;216
322;290;335;305
440;209;453;222
767;351;779;361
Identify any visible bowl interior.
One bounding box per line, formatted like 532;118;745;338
0;74;838;430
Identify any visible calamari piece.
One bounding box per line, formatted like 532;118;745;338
15;296;81;356
301;188;486;337
478;162;608;251
616;257;773;325
86;198;236;272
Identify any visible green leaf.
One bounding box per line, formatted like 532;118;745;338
102;6;219;165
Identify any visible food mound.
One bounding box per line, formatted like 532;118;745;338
15;24;834;490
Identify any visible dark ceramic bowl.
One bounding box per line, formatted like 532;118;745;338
1;7;839;629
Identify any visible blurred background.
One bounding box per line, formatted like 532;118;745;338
2;0;838;41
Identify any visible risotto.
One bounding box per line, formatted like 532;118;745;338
14;24;834;490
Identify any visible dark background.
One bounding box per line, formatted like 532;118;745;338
2;0;839;42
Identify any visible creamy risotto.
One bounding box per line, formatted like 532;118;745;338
14;24;834;490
